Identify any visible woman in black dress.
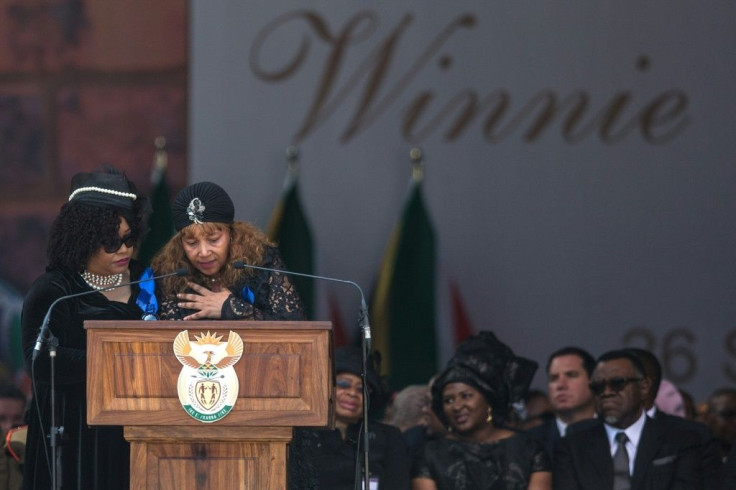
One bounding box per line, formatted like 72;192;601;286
289;346;411;489
151;181;303;321
412;331;552;490
21;168;152;489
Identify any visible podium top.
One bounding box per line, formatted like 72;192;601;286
84;320;332;330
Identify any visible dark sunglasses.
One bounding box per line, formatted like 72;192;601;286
589;377;642;396
103;234;137;253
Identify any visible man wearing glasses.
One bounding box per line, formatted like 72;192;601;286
553;350;704;490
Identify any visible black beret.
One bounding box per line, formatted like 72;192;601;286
172;181;235;231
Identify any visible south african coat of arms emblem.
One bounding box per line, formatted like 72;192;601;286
173;330;243;423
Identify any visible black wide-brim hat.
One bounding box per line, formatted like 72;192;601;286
334;346;388;413
172;181;235;231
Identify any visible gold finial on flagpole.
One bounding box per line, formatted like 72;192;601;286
410;147;424;182
285;145;299;177
154;136;168;172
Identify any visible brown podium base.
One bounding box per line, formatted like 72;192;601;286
125;426;292;490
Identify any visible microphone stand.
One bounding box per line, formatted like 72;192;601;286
48;333;62;490
30;267;187;488
232;261;373;490
358;301;371;490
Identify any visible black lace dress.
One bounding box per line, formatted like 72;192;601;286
158;246;304;321
21;261;150;490
412;431;551;490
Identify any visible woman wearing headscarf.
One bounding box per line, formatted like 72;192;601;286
412;332;552;490
289;346;411;489
151;181;304;321
21;168;152;490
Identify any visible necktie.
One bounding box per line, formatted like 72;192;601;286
612;432;631;490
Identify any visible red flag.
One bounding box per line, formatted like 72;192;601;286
450;280;474;346
327;291;349;348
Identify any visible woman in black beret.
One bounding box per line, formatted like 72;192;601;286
412;331;552;490
152;181;304;320
289;346;411;489
21;167;152;490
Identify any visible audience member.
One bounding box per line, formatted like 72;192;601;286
702;387;736;461
289;346;410;489
386;385;428;432
0;381;25;490
554;350;705;489
412;331;551;490
527;346;597;455
723;443;736;490
520;389;553;430
654;379;686;417
627;348;723;487
679;388;697;421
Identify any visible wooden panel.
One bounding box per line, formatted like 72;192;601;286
87;321;333;428
130;437;287;490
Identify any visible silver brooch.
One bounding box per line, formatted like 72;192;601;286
187;198;206;224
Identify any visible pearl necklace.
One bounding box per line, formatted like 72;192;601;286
81;271;123;290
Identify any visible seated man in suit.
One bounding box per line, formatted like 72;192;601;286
626;348;723;488
554;350;703;490
527;346;597;456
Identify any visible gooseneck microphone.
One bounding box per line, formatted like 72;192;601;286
32;267;188;360
232;259;373;490
232;260;372;350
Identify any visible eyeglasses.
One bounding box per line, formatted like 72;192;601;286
589;377;642;396
103;234;137;253
336;379;367;392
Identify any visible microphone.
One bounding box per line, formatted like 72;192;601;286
231;260;372;350
32;267;188;360
233;259;374;490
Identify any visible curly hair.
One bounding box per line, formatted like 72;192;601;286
152;221;273;296
47;200;145;272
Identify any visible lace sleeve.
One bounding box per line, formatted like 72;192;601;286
222;248;305;321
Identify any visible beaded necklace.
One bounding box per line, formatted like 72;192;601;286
81;271;123;291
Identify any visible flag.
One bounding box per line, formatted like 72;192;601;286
450;280;475;346
327;291;350;347
137;137;174;266
267;158;315;319
371;174;436;390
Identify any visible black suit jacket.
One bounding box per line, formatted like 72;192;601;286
554;415;703;490
527;415;599;458
651;410;723;488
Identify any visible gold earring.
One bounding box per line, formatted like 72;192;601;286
486;407;493;424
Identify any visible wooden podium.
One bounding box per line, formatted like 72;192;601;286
85;320;333;490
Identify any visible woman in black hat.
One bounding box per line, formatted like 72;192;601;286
289;346;411;489
412;332;552;490
21;167;152;490
152;181;303;321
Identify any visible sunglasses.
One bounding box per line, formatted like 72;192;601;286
589;377;642;396
103;233;137;253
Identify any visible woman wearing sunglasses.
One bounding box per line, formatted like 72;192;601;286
289;346;411;489
21;168;152;490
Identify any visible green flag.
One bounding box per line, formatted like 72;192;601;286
371;178;437;389
137;139;174;266
267;171;315;319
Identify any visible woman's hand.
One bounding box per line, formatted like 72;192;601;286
177;281;232;320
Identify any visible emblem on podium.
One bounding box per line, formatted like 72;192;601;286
173;330;243;423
